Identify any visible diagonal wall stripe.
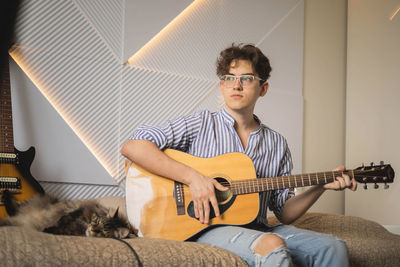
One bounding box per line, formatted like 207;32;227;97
15;0;115;64
40;182;124;200
74;0;124;62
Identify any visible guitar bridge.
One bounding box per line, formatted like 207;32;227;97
173;181;185;215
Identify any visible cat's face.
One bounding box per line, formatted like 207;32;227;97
85;209;130;238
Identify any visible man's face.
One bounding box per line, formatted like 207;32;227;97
219;59;268;114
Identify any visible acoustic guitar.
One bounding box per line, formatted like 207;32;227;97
0;59;44;218
125;149;395;241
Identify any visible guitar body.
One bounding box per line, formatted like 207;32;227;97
0;146;44;218
126;149;259;241
0;58;44;218
126;149;394;241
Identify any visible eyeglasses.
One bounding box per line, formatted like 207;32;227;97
219;75;264;88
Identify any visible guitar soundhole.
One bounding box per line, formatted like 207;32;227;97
214;177;231;203
187;176;235;220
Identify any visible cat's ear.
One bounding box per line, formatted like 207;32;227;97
110;207;119;219
117;227;130;239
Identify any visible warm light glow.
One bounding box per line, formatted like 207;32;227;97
126;0;199;65
9;48;114;177
390;7;400;21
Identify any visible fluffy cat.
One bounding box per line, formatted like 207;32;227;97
0;190;134;239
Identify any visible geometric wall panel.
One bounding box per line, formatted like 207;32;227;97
127;0;300;80
11;46;120;177
257;0;304;97
12;0;122;183
121;66;217;129
75;0;124;62
10;58;114;185
10;0;304;194
40;181;124;201
16;1;115;63
124;0;194;61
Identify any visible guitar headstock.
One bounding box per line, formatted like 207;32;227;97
353;162;395;189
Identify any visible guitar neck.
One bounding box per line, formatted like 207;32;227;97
0;61;14;154
230;170;353;195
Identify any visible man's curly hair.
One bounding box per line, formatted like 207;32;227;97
216;43;272;83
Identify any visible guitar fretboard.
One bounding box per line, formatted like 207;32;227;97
0;63;14;153
230;170;353;194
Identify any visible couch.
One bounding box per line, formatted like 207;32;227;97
0;196;399;266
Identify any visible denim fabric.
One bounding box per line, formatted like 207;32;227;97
196;224;349;267
197;226;292;267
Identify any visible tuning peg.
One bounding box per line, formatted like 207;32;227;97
364;184;368;190
374;183;379;189
370;162;375;166
384;184;390;189
380;161;384;165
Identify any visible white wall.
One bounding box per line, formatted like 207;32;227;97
10;0;304;199
303;0;400;225
303;0;347;214
345;0;400;225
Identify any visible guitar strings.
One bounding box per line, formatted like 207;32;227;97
216;170;385;185
216;173;340;186
216;170;387;194
215;171;360;193
217;175;337;189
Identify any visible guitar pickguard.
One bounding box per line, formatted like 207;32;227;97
186;195;237;220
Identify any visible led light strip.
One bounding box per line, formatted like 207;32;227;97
389;7;400;21
126;0;199;65
9;50;114;177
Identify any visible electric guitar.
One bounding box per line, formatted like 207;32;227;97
125;149;395;241
0;59;44;218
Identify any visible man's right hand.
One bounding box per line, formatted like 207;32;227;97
122;140;229;224
187;171;228;224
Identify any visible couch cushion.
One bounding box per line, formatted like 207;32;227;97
0;225;247;266
269;212;400;267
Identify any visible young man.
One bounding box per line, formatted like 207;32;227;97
121;44;357;266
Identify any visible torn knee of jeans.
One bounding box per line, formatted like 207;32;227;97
251;233;287;256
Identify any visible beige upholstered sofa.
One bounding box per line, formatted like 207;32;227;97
0;196;399;266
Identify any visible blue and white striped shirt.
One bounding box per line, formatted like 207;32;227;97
130;108;294;224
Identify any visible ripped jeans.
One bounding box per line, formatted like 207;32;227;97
196;224;349;267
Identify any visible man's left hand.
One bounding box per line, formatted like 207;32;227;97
323;166;357;191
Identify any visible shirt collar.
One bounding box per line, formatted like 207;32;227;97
221;108;235;127
220;108;262;133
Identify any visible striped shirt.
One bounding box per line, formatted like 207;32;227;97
130;108;294;224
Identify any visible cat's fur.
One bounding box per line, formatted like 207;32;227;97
0;191;134;239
